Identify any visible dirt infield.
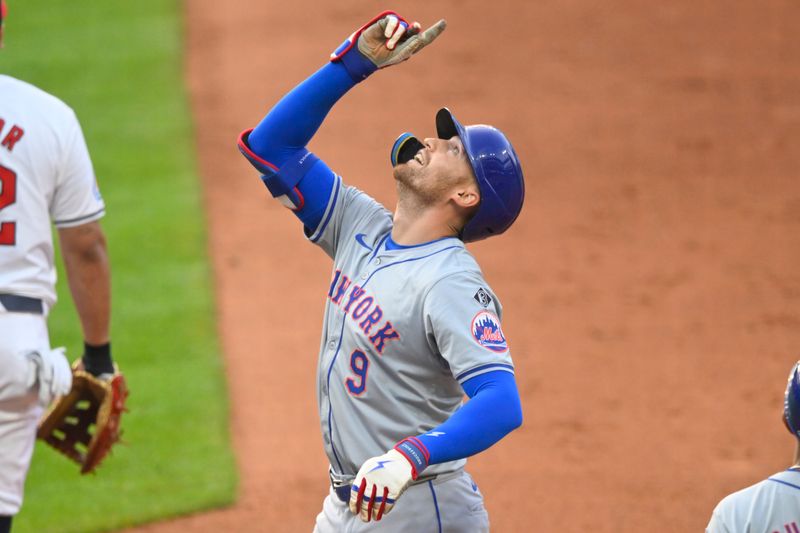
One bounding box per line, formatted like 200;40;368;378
126;0;799;531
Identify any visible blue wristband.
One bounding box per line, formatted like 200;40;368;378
335;44;378;82
329;12;399;82
394;437;430;479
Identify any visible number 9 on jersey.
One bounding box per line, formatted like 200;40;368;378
345;349;369;396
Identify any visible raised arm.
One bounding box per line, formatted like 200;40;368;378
237;12;445;228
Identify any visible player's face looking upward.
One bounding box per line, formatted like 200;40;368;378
393;135;480;217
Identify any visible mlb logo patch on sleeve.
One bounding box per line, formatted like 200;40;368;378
473;287;492;307
471;311;508;353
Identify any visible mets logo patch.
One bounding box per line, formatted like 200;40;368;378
471;311;508;353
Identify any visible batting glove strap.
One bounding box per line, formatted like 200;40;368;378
329;11;399;82
331;38;378;82
394;437;430;479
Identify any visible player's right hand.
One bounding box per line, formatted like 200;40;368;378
26;347;72;406
349;448;415;522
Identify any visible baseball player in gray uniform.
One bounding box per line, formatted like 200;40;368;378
0;4;117;531
706;361;800;532
238;11;525;531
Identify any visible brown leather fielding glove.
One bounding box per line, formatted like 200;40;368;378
37;361;128;474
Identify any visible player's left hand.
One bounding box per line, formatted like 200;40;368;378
330;11;446;81
349;448;414;522
37;359;128;474
358;13;446;69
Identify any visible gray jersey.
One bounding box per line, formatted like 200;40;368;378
307;175;515;478
706;469;800;533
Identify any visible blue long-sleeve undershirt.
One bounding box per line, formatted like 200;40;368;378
246;62;355;230
396;370;523;472
242;59;523;471
248;62;356;163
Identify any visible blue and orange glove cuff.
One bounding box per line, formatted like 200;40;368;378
394;437;430;480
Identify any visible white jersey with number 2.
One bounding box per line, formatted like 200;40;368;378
0;74;105;309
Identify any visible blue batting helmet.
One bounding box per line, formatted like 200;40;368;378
436;108;525;243
784;361;800;439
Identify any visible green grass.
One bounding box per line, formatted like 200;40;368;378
1;1;237;531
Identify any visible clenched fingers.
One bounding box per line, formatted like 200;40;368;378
383;15;409;50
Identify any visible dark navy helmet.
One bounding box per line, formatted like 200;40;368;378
436;108;525;243
784;361;800;439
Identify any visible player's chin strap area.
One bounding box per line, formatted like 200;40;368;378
237;129;321;211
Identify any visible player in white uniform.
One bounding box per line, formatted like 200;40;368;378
238;11;525;532
0;3;117;531
706;361;800;533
